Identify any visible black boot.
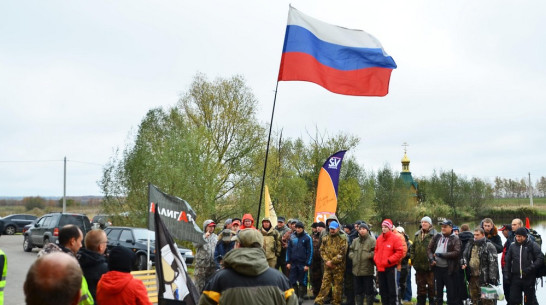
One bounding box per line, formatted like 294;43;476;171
355;295;364;305
298;285;307;305
416;296;426;305
366;295;375;305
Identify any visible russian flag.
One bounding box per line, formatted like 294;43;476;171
278;6;397;96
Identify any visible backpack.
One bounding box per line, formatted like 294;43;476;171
529;229;542;248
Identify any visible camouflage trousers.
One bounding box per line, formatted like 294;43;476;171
468;276;494;305
315;266;345;305
415;270;435;298
194;265;216;292
267;257;277;268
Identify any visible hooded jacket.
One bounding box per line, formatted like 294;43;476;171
349;232;376;276
261;220;281;260
241;214;255;229
96;271;152;305
200;247;298;305
374;230;404;272
77;248;108;301
504;237;543;280
458;230;474;257
410;227;437;272
462;238;499;285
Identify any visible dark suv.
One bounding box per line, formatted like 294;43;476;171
0;214;37;235
23;213;92;252
104;226;194;270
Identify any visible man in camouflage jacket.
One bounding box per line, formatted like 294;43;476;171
260;217;281;268
194;220;218;292
410;216;437;305
314;221;348;305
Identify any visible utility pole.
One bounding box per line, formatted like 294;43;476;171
529;172;534;207
63;156;66;213
451;169;456;219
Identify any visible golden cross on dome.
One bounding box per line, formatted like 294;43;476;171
402;142;409;154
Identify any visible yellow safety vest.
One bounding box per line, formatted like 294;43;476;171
0;249;6;305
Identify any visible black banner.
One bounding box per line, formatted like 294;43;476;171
154;203;200;305
148;183;205;245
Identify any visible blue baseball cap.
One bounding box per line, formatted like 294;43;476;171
329;221;339;229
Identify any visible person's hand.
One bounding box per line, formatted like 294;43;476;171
325;261;333;269
462;264;467;270
205;232;211;238
304;266;309;271
287;264;291;270
430;260;436;267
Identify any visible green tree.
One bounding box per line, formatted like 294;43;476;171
100;74;265;226
23;196;45;210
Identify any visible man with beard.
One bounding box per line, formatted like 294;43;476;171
314;221;348;305
261;217;281;268
481;218;503;253
461;228;499;305
410;216;437;305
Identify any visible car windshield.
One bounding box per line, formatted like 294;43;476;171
133;228;155;242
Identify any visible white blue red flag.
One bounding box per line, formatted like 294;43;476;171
278;6;397;96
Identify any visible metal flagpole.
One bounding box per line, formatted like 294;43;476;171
257;82;280;220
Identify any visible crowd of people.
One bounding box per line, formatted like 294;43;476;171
8;215;544;305
196;215;546;305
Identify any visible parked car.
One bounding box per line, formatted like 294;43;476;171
0;214;37;235
91;214;112;229
23;213;92;252
22;219;38;235
104;226;194;270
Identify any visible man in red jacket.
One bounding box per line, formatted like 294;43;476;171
374;219;404;305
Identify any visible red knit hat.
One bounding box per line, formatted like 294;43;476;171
381;219;394;230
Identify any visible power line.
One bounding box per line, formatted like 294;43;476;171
0;159;103;166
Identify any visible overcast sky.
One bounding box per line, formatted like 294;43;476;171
1;1;545;197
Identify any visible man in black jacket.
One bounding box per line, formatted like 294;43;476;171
77;229;109;301
504;227;544;305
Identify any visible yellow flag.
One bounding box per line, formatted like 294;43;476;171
264;185;277;224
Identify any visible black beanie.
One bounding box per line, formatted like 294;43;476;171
295;221;304;229
108;246;135;272
515;227;528;237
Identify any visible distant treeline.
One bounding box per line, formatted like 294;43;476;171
0;196;103;210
